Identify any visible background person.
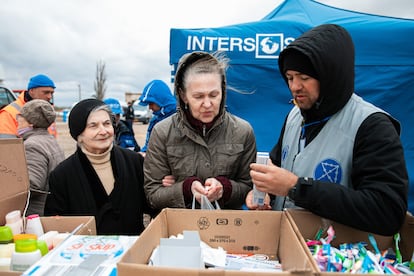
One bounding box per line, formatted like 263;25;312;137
0;74;57;138
124;101;135;135
247;24;408;236
104;97;140;152
44;98;153;235
17;99;65;216
138;79;177;154
144;51;257;214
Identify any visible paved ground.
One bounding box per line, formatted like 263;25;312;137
56;120;148;157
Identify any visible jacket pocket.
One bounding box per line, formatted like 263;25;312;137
166;145;195;176
215;143;244;175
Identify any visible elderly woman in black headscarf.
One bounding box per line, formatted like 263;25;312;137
44;98;153;235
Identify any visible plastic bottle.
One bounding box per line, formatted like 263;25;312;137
10;238;42;272
13;234;37;241
25;214;44;237
52;233;70;249
0;226;13;244
0;226;14;271
252;152;269;206
36;240;49;257
5;210;23;236
38;230;59;250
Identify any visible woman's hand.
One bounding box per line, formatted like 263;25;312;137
191;180;206;203
204;177;223;202
162;175;175;187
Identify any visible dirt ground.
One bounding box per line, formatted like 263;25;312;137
56;120;148;157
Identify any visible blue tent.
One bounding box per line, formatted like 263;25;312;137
169;0;414;213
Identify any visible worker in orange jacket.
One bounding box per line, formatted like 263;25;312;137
0;74;57;138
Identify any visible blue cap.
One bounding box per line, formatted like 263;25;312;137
103;98;123;114
27;74;56;90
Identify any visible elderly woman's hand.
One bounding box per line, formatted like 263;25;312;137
161;175;175;187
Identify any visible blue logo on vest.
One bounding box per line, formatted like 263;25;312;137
281;145;289;162
314;158;342;183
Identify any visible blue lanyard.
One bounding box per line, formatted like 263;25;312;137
299;116;331;152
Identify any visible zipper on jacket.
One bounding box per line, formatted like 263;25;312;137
202;124;206;137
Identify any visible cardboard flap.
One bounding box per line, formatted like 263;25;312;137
41;216;97;235
285;209;394;246
279;212;316;272
399;212;414;259
0;138;30;225
120;209;166;264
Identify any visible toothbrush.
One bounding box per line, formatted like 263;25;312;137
394;233;402;264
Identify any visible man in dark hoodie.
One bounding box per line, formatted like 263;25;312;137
248;24;408;236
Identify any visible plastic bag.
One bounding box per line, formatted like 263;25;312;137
192;194;221;210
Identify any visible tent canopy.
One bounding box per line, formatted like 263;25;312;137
169;0;414;213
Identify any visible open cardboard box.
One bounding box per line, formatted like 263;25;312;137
117;208;316;276
285;209;414;275
0;139;30;226
0;139;96;275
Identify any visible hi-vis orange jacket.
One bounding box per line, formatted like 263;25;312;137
0;92;57;137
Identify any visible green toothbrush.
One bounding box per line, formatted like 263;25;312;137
394;233;402;264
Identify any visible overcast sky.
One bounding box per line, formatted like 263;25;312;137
1;0;413;107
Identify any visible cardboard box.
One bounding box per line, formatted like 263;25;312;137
0;139;96;275
285;209;414;275
117;208;316;276
0;139;30;225
0;139;96;235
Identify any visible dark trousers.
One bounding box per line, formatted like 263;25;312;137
125;119;134;135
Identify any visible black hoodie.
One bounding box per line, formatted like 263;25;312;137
279;24;355;123
271;24;408;236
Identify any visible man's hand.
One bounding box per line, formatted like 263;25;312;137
250;160;298;196
245;190;272;210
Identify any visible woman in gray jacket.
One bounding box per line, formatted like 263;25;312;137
17;99;65;216
144;51;257;213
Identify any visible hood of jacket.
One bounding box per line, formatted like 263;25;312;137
139;80;177;116
278;24;355;122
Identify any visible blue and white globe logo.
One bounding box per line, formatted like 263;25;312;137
256;34;283;58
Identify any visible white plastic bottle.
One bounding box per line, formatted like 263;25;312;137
38;230;59;250
252;152;269;206
25;214;44;237
10;239;42;272
5;210;23;236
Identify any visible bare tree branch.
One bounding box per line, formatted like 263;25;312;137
94;60;107;100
